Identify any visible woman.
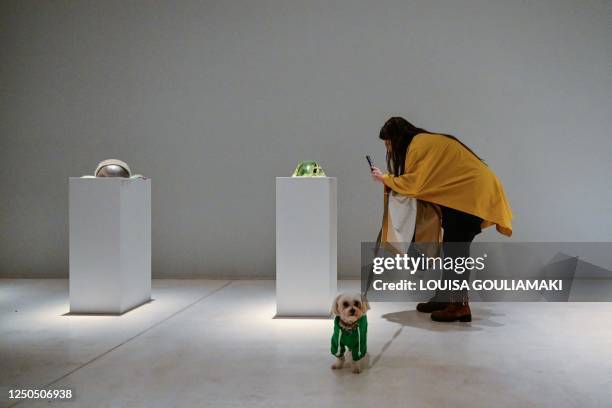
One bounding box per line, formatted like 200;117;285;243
371;117;512;322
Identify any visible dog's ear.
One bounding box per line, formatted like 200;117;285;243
330;294;342;316
360;294;370;312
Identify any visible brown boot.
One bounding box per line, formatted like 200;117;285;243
430;302;472;322
416;294;448;313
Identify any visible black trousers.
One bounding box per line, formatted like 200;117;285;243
439;206;482;300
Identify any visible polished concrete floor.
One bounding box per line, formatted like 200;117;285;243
1;279;611;408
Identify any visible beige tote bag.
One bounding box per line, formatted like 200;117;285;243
381;191;417;255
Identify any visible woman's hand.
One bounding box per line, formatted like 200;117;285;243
371;167;385;184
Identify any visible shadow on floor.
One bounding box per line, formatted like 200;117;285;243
370;306;505;367
381;306;505;333
62;299;156;316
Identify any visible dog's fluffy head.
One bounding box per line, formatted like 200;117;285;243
331;293;370;324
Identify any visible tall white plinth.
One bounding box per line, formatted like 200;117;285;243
69;177;151;314
276;177;337;317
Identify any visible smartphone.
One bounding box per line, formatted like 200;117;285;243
366;155;374;169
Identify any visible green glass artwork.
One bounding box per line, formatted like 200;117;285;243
291;161;326;177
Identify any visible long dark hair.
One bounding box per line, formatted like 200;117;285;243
379;117;483;176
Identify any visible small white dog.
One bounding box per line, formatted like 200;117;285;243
330;293;369;373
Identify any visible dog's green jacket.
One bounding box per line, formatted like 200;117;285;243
330;315;367;361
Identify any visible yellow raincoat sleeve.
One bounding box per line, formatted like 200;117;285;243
381;138;427;197
381;133;513;237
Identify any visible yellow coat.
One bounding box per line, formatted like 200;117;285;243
381;133;513;237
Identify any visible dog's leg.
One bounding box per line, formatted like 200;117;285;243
352;359;362;374
331;356;345;370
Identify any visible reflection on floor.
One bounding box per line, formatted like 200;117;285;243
1;279;611;408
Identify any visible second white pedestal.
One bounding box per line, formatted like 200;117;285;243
276;177;337;317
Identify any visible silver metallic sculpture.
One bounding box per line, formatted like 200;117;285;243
81;159;145;179
95;159;132;178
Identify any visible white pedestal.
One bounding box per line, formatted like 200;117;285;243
276;177;337;317
69;178;151;314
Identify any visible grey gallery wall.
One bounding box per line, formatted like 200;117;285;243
1;0;610;278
